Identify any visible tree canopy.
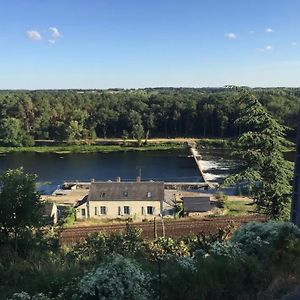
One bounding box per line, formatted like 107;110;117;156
0;88;299;145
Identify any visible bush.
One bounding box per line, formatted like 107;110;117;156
77;255;152;300
231;221;300;257
8;292;51;300
215;192;229;209
208;241;244;258
160;255;265;300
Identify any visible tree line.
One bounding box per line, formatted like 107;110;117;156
0;87;299;146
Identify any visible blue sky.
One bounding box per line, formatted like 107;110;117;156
0;0;299;89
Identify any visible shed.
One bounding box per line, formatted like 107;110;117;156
182;196;211;216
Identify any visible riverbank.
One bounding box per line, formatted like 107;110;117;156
0;137;238;154
0;141;185;154
0;138;244;155
0;137;295;157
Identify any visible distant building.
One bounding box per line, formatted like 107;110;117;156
291;114;300;227
182;196;211;216
75;178;164;220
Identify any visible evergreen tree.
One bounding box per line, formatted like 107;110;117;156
225;92;293;219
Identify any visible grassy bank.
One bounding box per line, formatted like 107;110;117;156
0;137;231;154
0;142;185;154
1;137;292;154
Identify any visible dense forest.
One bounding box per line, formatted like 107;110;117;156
0;87;299;146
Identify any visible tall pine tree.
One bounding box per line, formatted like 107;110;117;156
225;91;293;219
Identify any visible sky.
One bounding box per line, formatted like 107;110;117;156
0;0;299;89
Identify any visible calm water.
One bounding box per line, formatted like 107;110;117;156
0;149;295;194
0;150;201;194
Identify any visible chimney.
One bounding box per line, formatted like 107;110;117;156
116;177;121;182
136;176;141;183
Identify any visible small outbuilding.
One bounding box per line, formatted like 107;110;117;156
182;196;211;216
42;202;58;224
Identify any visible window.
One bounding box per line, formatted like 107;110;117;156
146;191;152;198
123;191;128;197
147;206;154;215
94;207;98;216
99;192;106;198
81;208;86;217
100;206;107;215
124;206;130;215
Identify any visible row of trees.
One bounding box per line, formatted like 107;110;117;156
0;87;299;146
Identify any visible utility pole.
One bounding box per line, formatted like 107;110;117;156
291;113;300;227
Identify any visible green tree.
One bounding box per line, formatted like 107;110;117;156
225;92;293;219
129;111;144;146
0;117;34;146
0;168;42;250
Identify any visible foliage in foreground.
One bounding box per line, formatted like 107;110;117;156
1;221;300;300
0;168;42;251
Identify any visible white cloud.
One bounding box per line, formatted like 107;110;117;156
259;45;273;52
26;30;42;41
225;33;237;40
265;28;273;33
49;27;62;39
48;39;56;44
265;45;272;50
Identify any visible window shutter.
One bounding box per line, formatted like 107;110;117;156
153;207;156;215
141;206;144;215
118;206;121;216
94;207;98;216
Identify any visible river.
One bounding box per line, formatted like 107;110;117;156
0;150;200;194
0;149;295;194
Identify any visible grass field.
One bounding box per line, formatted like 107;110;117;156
224;198;256;216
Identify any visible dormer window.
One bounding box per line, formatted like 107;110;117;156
147;192;152;198
123;191;128;197
99;192;105;198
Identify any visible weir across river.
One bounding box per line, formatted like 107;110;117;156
186;141;215;188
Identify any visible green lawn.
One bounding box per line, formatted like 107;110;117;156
223;198;256;216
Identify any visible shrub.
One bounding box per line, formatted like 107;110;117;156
231;221;300;257
8;292;51;300
77;255;152;300
160;255;265;300
208;241;244;258
215;192;229;209
143;237;190;261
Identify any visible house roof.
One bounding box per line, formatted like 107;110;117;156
88;181;164;202
75;195;88;208
183;196;211;212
